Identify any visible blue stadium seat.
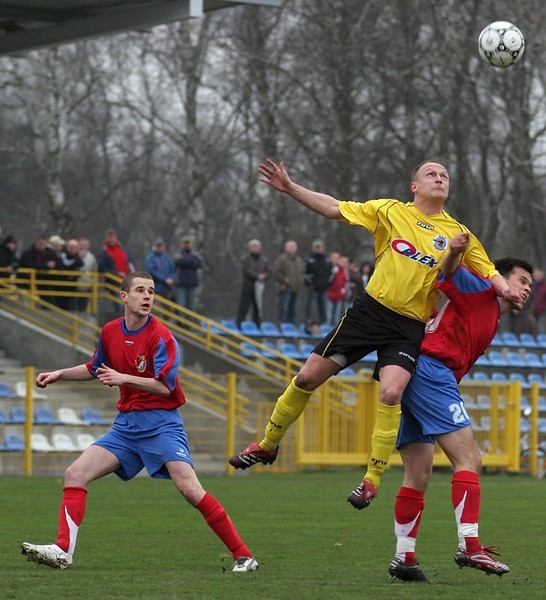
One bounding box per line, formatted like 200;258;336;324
520;419;531;433
280;343;302;359
509;372;529;388
520;397;531;411
539;418;546;433
525;353;543;368
220;320;241;334
280;322;299;339
240;342;260;358
298;324;313;338
0;382;19;397
5;433;24;451
490;333;503;347
81;408;110;425
240;321;262;337
520;333;538;348
261;321;281;338
299;343;315;359
9;406;26;424
261;342;278;358
487;351;507;367
507;352;525;368
34;407;60;425
539;397;546;412
319;323;332;337
501;332;520;347
527;373;546;388
473;371;489;381
474;354;491;366
0;410;7;424
537;334;546;349
361;350;378;364
490;372;507;381
339;367;356;377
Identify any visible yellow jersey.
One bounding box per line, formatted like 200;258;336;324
339;199;498;322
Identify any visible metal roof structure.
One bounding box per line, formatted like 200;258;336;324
0;1;282;56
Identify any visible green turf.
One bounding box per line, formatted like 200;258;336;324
2;468;544;599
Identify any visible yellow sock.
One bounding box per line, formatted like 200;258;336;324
259;377;313;452
363;403;401;489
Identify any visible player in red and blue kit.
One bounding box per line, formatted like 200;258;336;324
389;234;533;583
22;271;258;574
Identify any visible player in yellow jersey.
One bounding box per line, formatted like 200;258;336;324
229;159;522;509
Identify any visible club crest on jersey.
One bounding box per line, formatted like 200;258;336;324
135;354;147;372
432;235;448;251
391;239;439;268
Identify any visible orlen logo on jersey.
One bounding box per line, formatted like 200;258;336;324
391;239;439;268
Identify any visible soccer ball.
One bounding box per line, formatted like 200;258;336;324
478;21;525;68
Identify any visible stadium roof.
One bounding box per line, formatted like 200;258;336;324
0;1;282;56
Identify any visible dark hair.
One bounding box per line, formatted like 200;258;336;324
411;160;446;181
120;271;153;292
493;256;533;278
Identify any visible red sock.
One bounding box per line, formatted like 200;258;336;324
195;493;252;560
56;486;87;554
452;470;481;553
394;487;425;565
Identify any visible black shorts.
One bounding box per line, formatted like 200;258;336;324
313;293;425;379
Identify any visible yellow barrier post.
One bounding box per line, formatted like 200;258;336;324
24;366;35;476
529;382;539;477
226;372;236;476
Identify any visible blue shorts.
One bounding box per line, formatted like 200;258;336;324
93;408;193;481
397;355;472;447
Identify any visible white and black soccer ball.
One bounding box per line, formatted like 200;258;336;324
478;21;525;68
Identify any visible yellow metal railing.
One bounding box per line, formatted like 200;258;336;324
0;268;543;477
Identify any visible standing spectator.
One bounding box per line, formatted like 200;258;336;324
144;238;176;300
97;229;135;278
0;234;19;278
236;239;270;329
58;239;84;311
327;253;348;325
532;269;546;334
18;234;59;302
272;240;304;324
77;238;98;315
303;239;332;331
359;261;375;292
173;236;203;311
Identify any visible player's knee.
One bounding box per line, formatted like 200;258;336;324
64;462;87;487
379;386;403;406
294;371;318;391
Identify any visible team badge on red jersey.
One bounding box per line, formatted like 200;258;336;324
135;354;147;372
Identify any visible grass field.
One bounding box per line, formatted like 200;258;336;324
2;468;544;599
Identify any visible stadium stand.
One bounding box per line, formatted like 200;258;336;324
31;433;54;452
261;321;281;337
501;332;520;347
9;406;25;424
52;432;78;452
58;407;86;425
81;408;110;425
34;407;60;425
280;343;302;360
77;433;96;450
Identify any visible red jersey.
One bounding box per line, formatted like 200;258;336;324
86;315;185;412
420;265;499;382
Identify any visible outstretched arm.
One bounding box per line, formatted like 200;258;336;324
36;364;94;388
258;159;341;220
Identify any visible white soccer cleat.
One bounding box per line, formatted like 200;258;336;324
232;556;259;573
21;542;73;569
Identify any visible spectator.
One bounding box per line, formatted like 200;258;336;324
18;234;59;302
173;236;203;311
58;239;84;311
97;229;135;278
272;240;304;324
236;239;270;329
77;238;99;315
327;253;349;325
144;238;176;300
359;261;375;292
303;239;332;331
0;234;19;278
532;269;546;334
